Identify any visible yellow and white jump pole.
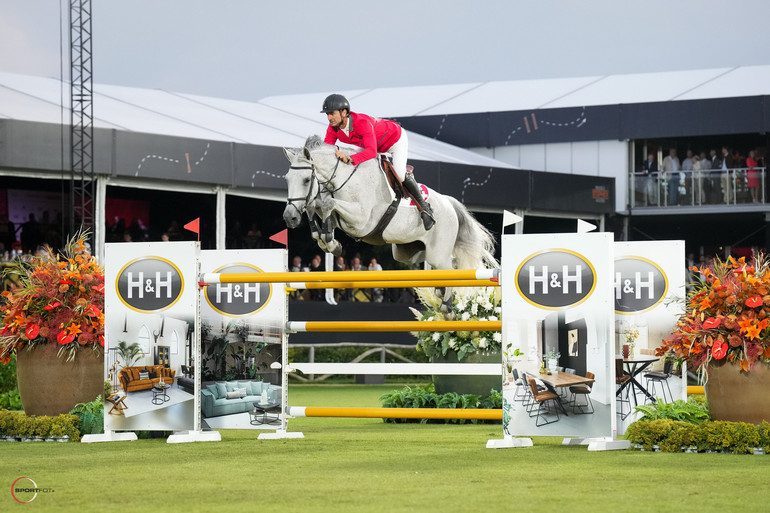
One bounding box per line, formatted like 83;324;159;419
285;320;502;333
288;406;502;421
200;268;499;285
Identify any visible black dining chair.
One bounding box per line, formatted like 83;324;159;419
616;357;632;420
643;359;674;403
569;371;595;414
526;376;560;426
512;368;527;402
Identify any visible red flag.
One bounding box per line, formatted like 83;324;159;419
269;229;288;247
184;218;200;240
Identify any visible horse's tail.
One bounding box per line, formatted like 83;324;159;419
448;196;499;270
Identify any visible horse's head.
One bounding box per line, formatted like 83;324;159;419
282;136;340;228
282;145;316;228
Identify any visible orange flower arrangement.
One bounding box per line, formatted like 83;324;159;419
0;233;104;363
659;252;770;380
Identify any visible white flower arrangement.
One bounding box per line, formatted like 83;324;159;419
410;286;502;361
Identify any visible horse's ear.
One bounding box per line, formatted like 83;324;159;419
283;147;298;162
303;147;312;160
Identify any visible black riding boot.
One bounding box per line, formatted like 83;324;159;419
403;174;435;230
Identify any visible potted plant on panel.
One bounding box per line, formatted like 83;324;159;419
116;341;142;368
658;252;770;424
545;349;561;371
411;287;502;395
0;232;105;416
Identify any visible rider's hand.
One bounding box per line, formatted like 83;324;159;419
335;149;351;164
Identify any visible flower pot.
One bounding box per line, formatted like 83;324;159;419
16;344;104;416
705;360;770;424
431;350;500;396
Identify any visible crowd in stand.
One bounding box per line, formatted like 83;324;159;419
636;145;767;206
289;253;417;303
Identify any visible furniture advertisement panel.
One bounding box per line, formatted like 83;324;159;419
614;240;687;433
199;249;287;431
501;233;615;438
104;242;199;431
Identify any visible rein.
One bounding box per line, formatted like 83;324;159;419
287;156;360;216
285;164;319;217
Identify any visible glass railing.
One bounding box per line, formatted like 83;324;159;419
631;167;766;207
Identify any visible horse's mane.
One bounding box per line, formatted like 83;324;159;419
304;134;325;151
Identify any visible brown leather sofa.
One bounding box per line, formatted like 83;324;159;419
119;365;175;393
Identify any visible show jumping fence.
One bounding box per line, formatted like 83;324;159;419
199;267;504;419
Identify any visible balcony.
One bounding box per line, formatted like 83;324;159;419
631;167;767;213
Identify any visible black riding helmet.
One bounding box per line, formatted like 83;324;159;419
320;93;350;114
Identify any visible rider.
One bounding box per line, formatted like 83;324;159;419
320;93;435;231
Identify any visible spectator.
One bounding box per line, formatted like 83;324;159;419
334;256;346;272
721;146;734;204
641;153;658;205
290;255;303;272
691;154;704;205
309;254;324;300
681;150;694;203
20;213;39;253
707;149;721;203
368;258;384;302
349;256;365;272
747;149;760;203
662;148;681;206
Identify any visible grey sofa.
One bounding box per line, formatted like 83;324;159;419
201;380;281;418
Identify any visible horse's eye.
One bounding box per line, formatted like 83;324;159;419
303;178;310;185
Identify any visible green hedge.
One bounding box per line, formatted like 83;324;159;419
626;419;770;454
0;354;17;394
379;383;501;424
0;410;81;441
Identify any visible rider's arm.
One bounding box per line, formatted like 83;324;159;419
324;125;339;146
349;117;377;166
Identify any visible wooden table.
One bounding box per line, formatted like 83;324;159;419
532;371;595;415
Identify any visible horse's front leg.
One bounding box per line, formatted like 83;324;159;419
306;208;342;257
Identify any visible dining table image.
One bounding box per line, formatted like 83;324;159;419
535;371;595;415
616;354;660;405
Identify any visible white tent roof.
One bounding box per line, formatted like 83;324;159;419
260;65;770;117
0;71;513;168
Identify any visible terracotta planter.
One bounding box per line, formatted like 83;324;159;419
431;350;501;396
16;344;104;416
705;360;770;425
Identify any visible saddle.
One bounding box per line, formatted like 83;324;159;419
361;157;424;243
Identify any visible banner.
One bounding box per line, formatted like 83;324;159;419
614;240;686;431
501;233;615;438
199;249;287;430
104;242;199;431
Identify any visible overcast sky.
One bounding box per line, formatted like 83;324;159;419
1;0;768;103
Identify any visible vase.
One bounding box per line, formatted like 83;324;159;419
431;350;501;396
705;360;770;424
16;344;104;416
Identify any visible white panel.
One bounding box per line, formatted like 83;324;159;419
420;76;603;114
598;140;630;212
545;68;732;108
544;142;573;174
677;65;770;100
570;141;600;176
485;145;521;168
519;144;546;171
